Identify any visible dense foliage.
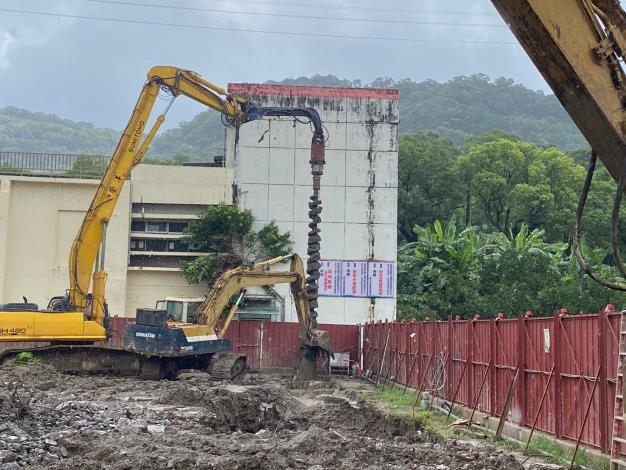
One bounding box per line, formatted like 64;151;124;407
398;218;626;320
181;203;292;286
0;107;119;154
397;132;626;319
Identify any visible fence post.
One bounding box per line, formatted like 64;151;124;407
490;319;497;417
517;315;527;425
467;320;474;407
599;310;609;454
553;312;563;439
447;315;453;400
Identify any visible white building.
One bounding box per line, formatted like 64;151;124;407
0;163;231;316
226;84;399;324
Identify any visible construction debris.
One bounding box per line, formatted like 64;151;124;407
0;363;530;469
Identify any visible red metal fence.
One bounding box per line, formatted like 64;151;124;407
0;318;359;373
362;313;621;453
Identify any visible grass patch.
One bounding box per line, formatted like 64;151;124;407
14;352;37;364
363;383;605;470
526;435;597;469
377;385;416;408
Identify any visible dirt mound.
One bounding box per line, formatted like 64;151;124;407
157;384;295;433
314;397;424;438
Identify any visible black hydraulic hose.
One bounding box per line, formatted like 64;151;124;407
243;104;326;331
612;151;626;280
573;152;626;291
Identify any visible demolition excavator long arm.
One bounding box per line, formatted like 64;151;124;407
66;65;326;331
490;1;626;289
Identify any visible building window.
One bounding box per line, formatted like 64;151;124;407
146;221;167;233
145;239;167;252
168;222;187;233
130;239;145;251
131;220;145;232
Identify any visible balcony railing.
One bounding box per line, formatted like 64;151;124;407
0;151;109;179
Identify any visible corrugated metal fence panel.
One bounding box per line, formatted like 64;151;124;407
225;320;263;370
561;315;600;446
262;322;300;370
493;320;519;420
524;317;554;433
472;321;492;414
451;321;471;406
321;323;359;361
362;313;622;453
105;317;134;348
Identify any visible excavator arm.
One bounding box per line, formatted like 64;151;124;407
490;1;626;181
195;253;332;355
66;66;325;329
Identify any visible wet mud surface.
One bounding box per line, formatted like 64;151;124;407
0;364;526;469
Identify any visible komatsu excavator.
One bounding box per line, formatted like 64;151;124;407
123;253;330;380
0;66;330;379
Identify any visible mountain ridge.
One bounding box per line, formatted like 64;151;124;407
0;74;586;159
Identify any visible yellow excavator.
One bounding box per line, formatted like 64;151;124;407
0;65;330;379
122;253;330;379
490;1;626;290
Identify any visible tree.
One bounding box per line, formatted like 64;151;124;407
65;155;108;178
397;132;462;241
457;139;532;233
397;219;626;319
397;217;483;319
181;203;292;285
457;139;584;242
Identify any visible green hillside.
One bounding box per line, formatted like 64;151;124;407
0;107;118;154
0;74;587;158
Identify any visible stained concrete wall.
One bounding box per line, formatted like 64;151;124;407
226;84;399;324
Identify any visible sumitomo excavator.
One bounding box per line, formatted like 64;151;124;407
0;66;330;379
490;1;626;291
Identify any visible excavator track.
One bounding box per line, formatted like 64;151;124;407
0;345;245;381
210;353;247;381
0;345;145;376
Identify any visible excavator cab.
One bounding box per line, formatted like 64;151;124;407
155;297;203;323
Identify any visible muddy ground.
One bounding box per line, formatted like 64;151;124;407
0;363;534;469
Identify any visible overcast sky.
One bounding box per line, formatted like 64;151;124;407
0;0;546;130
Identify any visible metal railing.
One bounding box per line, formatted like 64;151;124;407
0;151;109;179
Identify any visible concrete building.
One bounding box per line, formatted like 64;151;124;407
226;84;399;324
0;164;232;316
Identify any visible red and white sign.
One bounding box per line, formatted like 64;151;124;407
367;260;395;298
341;260;369;297
319;259;342;296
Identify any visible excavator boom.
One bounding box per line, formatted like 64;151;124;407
67;66;324;323
490;0;626;181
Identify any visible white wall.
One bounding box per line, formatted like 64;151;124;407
227;84;399;324
0;176;130;314
0;164;235;317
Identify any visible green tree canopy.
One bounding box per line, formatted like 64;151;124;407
181;204;292;285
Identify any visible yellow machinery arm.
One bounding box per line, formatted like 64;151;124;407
490;1;626;181
65;66;325;332
195;253;331;354
68;66;247;321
